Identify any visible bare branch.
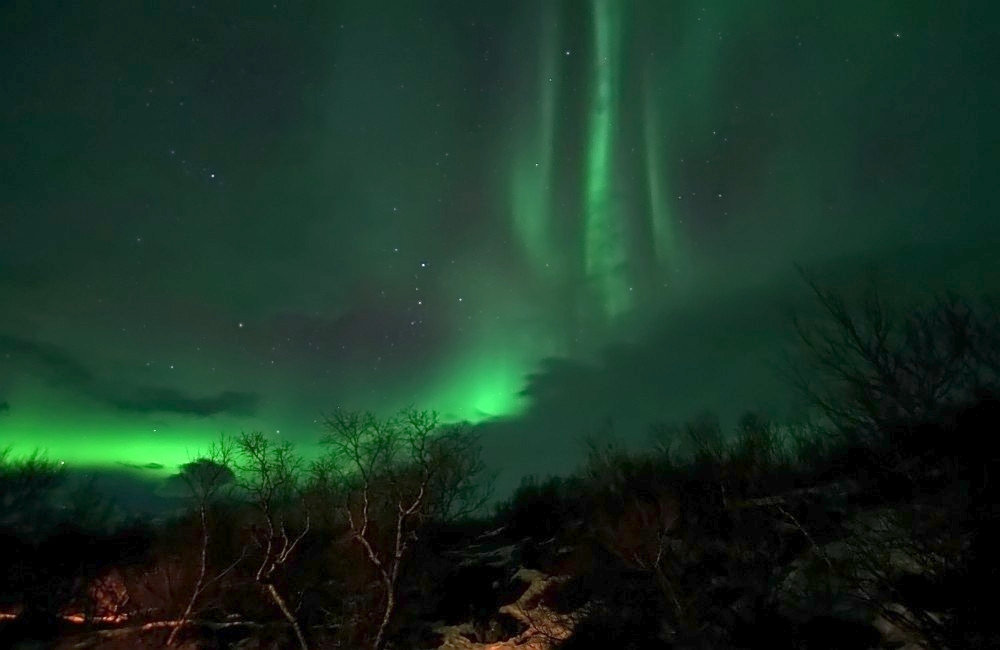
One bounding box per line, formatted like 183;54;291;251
167;437;238;646
232;432;310;650
787;270;1000;442
318;407;487;649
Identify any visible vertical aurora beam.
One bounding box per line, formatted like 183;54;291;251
644;74;675;272
511;3;559;278
584;0;631;321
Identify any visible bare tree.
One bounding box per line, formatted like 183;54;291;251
422;423;492;521
234;431;310;650
580;434;690;624
317;407;488;650
0;447;64;535
781;273;1000;649
787;270;1000;440
166;438;243;646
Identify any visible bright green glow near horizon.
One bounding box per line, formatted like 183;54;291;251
511;6;559;278
0;373;520;473
410;331;534;425
423;355;529;425
2;411;219;474
0;327;533;474
585;0;631;321
0;379;321;474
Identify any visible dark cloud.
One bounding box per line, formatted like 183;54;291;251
0;335;260;418
106;387;259;417
118;462;165;471
158;458;237;500
0;334;94;386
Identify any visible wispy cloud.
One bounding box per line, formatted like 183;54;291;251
0;335;260;417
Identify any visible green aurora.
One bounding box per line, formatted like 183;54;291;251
1;0;998;485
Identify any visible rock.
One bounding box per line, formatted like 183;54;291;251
431;566;589;650
871;602;935;649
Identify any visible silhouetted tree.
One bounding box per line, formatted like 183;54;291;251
316;407;488;650
234;431;310;650
166;440;240;646
783;273;1000;649
0;448;64;537
788;271;1000;442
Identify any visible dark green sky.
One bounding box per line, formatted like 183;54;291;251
2;0;998;491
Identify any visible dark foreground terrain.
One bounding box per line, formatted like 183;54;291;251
2;288;998;649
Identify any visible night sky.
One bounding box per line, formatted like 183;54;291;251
2;1;998;494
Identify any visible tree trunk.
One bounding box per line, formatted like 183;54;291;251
266;583;308;650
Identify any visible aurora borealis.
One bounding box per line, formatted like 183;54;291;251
2;1;998;492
